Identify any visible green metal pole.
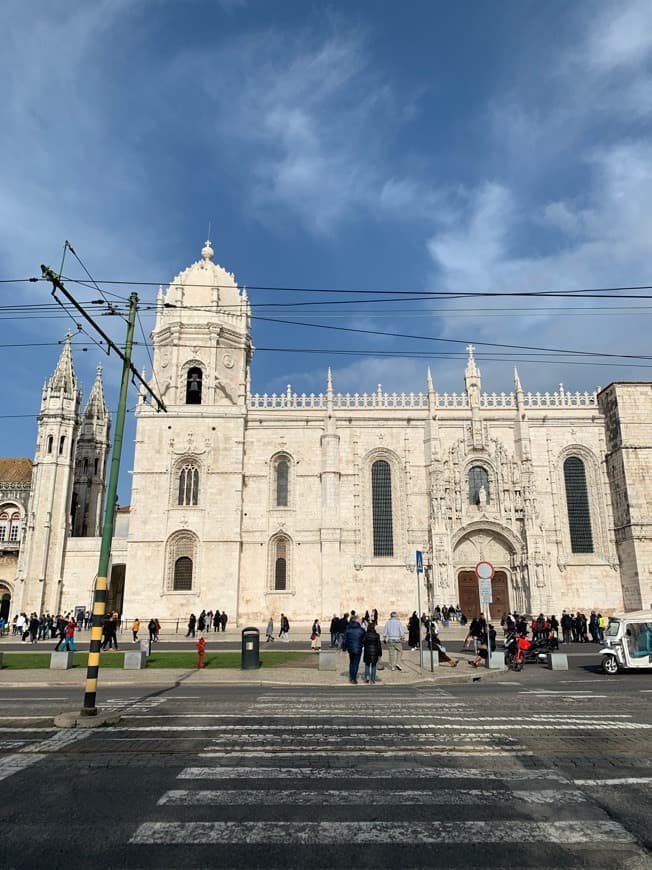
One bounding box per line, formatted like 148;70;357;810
81;293;138;715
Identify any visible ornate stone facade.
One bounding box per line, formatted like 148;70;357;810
8;243;652;623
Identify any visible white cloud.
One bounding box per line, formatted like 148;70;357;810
584;0;652;71
420;3;652;391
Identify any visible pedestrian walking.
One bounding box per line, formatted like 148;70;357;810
60;617;77;652
53;615;68;651
186;613;196;638
131;618;140;642
265;617;274;642
342;614;366;684
102;613;118;650
382;611;406;671
310;619;322;651
279;613;290;642
329;614;339;648
408;611;420;650
220;611;228;632
362;621;382;684
148;618;158;644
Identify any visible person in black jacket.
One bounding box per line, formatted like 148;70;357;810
341;615;366;684
362;622;383;684
329;614;339;648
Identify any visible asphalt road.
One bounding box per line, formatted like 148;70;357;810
0;666;650;868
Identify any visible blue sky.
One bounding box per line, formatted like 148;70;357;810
3;0;652;501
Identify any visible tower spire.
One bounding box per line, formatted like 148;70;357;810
49;332;77;395
83;364;107;419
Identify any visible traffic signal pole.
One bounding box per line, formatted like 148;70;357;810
81;292;138;714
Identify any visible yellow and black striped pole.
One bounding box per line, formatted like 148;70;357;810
81;294;138;715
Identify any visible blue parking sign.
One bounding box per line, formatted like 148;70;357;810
416;550;424;573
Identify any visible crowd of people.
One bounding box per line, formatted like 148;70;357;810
185;609;229;637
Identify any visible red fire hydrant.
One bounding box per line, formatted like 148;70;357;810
196;636;206;669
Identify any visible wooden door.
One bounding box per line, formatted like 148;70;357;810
490;571;510;620
458;571;480;620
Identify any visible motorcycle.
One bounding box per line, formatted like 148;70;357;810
504;630;553;671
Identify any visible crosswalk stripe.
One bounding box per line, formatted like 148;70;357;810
117;710;631;732
573;777;652;786
158;788;587;806
198;750;535;757
116;721;651;731
178;766;569;780
130;820;635;845
0;730;90;782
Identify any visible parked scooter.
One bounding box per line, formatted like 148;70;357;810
504;630;551;671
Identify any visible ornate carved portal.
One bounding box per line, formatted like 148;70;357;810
454;528;514;619
457;570;510;620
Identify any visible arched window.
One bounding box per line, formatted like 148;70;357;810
178;464;199;506
186;367;203;404
469;466;490;505
9;513;20;542
0;513;8;542
47;435;53;454
275;458;289;507
372;459;394;557
564;457;594;553
173;556;193;590
59;435;66;455
166;531;198;592
274;538;288;590
82;458;88;474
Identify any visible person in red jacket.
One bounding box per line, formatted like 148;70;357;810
60;617;77;652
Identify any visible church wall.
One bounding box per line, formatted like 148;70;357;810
123;409;247;625
60;537;128;616
523;418;622;613
236;412;434;623
599;383;652;610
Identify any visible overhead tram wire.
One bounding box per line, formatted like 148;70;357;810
135;306;161;397
250;314;652;362
55;276;652;299
64;242;129;323
7;273;652;302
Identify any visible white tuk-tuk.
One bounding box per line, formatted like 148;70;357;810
600;610;652;675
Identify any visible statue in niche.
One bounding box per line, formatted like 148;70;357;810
478;485;487;508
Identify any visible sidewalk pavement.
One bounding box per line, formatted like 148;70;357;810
0;622;499;689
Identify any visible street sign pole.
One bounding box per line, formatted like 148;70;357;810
416;550;424;670
475;561;494;667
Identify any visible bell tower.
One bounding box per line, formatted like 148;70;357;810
72;365;110;537
126;240;252;622
17;334;81;614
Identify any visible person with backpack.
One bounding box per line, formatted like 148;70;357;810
342;614;366;684
279;613;290;642
362;621;383;684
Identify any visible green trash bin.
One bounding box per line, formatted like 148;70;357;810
241;626;260;669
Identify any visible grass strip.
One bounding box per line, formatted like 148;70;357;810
0;650;316;670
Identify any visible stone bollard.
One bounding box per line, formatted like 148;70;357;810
547;652;569;670
50;651;74;670
123;651;147;669
487;652;506;670
318;649;338;671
